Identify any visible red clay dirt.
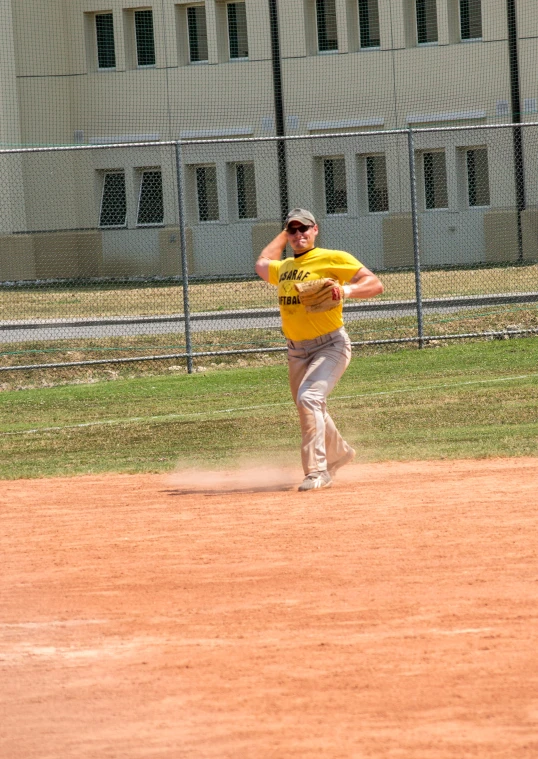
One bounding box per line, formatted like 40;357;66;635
1;458;538;759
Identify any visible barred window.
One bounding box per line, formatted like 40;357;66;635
324;157;347;214
316;0;338;52
227;2;248;59
460;0;481;40
466;148;489;206
196;166;219;221
95;13;116;69
423;152;448;209
416;0;438;44
366;155;389;212
135;9;156;66
137;170;164;225
99;172;127;227
187;5;208;63
358;0;380;48
236;163;257;219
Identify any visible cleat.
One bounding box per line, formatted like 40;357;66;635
328;448;356;478
298;470;332;492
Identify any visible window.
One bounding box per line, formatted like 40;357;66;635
95;13;116;69
196;166;219;221
460;0;481;40
423;152;448;209
466;148;489;206
137;170;164;225
134;9;156;66
99;172;127;227
324;157;347;214
236;163;257;219
416;0;438;44
358;0;380;48
316;0;338;52
227;2;248;59
366;155;389;212
187;5;208;62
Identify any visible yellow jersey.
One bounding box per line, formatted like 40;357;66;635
268;247;363;341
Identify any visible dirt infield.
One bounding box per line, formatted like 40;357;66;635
2;458;538;759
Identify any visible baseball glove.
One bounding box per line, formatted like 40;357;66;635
294;278;345;313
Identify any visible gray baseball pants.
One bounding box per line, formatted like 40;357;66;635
287;326;353;475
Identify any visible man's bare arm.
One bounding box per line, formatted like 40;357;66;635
254;230;288;282
343;267;384;299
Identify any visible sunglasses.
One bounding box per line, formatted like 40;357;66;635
286;223;312;234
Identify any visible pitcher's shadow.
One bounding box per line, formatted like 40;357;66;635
163;483;295;496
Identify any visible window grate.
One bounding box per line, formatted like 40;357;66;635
316;0;338;52
227;3;248;59
137;170;164;225
99;172;127;227
460;0;482;40
466;148;489;206
423;152;448;209
324;157;347;214
196;166;219;222
95;13;116;69
236;163;257;219
135;9;156;66
416;0;438;44
187;5;208;63
358;0;380;48
366;155;389;212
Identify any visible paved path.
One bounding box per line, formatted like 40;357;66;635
1;293;537;345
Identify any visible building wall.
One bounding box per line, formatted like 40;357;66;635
9;0;535;146
2;1;538;279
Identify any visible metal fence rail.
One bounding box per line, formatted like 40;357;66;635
1;122;538;373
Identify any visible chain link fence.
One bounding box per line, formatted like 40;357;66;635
1;122;538;376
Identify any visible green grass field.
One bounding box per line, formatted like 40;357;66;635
1;337;538;480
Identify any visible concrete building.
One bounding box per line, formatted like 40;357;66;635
1;0;537;281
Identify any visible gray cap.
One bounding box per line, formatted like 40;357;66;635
285;208;316;228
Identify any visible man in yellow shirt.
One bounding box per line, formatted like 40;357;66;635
255;208;384;491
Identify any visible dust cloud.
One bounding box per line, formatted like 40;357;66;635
168;457;299;493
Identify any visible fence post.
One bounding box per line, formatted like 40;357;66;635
268;0;289;222
506;0;525;262
407;128;424;349
174;140;193;374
